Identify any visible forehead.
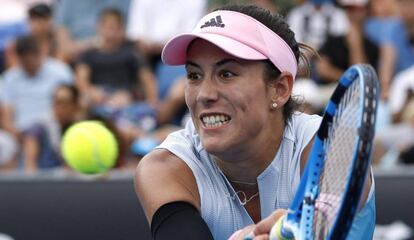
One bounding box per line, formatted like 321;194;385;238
54;88;72;99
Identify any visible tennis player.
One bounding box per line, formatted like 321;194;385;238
135;4;375;240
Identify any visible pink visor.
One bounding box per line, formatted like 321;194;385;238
161;10;298;78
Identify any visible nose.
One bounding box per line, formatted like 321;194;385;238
196;78;219;106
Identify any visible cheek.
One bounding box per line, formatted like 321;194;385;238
233;84;269;114
184;86;197;112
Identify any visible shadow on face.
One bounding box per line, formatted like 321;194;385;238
53;86;79;125
18;52;42;76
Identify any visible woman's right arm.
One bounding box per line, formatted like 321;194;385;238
135;149;214;240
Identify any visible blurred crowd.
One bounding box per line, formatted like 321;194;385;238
0;0;413;174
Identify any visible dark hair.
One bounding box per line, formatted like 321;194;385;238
28;3;52;18
55;84;80;104
214;5;315;122
15;35;40;56
99;8;124;26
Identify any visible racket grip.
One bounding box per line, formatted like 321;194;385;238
269;215;294;240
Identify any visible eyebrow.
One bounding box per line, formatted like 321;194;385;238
185;58;242;69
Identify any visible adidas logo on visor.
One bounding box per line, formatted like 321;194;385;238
200;15;225;29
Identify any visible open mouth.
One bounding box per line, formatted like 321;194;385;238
200;113;231;128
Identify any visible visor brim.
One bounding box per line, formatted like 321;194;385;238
161;33;267;65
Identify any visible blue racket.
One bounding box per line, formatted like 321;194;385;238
270;64;379;240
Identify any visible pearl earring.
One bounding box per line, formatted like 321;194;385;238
271;102;278;109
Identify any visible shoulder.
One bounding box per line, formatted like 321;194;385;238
2;67;23;82
45;58;71;72
290;112;321;133
135;148;200;221
288;112;320;150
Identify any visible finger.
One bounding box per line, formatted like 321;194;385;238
228;230;243;240
231;225;255;240
253;209;287;236
252;234;269;240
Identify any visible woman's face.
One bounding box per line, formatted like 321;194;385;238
185;39;275;157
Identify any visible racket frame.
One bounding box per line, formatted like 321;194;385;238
281;64;379;240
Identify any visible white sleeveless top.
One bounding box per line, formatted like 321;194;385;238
156;112;321;239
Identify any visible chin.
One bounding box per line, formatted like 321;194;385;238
200;137;227;155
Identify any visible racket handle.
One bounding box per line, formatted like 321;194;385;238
269;215;294;240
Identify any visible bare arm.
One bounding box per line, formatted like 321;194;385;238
378;44;396;100
75;63;106;107
0;104;20;141
22;135;40;173
316;57;344;84
157;79;186;125
56;27;98;63
75;63;91;94
138;68;158;107
135;149;200;222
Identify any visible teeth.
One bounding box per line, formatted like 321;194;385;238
202;114;230;128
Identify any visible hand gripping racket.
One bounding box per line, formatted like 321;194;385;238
270;64;379;240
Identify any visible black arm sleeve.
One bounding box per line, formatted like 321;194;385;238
151;201;214;240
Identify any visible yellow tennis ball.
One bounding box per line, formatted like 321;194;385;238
61;121;118;174
269;215;294;240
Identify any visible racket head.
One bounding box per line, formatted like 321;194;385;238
283;64;379;240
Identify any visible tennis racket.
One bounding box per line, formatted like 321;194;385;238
269;64;379;240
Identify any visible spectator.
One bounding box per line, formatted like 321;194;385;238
397;0;414;45
287;0;349;50
5;3;57;69
365;0;414;100
372;65;414;166
0;35;73;142
54;0;131;63
0;0;29;73
388;65;414;123
316;0;378;83
22;84;80;173
75;8;158;144
126;0;206;68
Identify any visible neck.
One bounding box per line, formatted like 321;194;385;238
216;114;285;184
100;39;121;51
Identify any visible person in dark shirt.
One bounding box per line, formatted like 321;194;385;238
316;0;378;84
75;8;158;145
76;8;158;108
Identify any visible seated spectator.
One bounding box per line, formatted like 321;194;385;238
372;64;414;166
22;84;80;173
388;65;414;123
0;35;73;143
0;0;29;73
317;0;379;84
287;0;349;51
365;0;414;100
75;8;158;144
5;3;57;69
54;0;130;63
126;0;206;69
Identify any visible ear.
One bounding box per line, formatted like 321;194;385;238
268;71;294;106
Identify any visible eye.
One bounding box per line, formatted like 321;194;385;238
187;72;202;81
219;70;236;79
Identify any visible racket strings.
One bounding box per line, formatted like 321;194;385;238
313;80;361;240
